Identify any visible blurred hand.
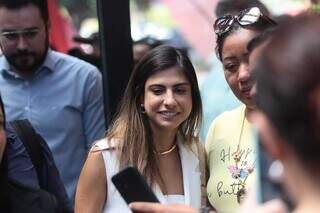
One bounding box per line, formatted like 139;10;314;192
242;199;288;213
239;186;288;213
129;202;198;213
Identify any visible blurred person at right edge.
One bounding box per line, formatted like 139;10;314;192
240;13;320;213
200;0;271;141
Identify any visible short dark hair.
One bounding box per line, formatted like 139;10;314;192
215;0;270;17
256;13;320;167
0;0;49;24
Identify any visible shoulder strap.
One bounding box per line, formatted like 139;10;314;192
10;120;43;186
196;141;208;207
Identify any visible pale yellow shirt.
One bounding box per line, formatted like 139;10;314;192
205;105;257;213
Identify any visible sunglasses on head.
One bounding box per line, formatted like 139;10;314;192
214;7;276;36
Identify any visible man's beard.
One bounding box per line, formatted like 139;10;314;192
5;39;49;75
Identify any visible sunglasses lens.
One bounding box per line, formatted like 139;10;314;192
213;7;275;36
238;7;261;26
214;15;233;35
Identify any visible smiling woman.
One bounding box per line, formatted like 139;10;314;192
75;45;206;213
143;66;192;133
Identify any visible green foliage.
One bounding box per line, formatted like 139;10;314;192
146;4;176;28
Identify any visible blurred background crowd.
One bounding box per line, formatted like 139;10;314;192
10;0;313;139
8;0;310;76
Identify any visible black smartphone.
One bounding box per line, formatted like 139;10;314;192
111;166;160;205
256;134;294;210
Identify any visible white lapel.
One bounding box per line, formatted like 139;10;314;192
151;136;202;208
153;184;167;204
177;136;202;208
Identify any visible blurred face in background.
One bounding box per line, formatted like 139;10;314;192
133;43;152;65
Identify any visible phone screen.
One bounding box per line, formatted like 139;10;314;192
111;166;160;205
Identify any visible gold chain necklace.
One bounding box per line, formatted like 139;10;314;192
153;143;177;156
233;111;246;163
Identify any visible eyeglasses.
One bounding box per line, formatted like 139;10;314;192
0;27;43;45
214;7;276;36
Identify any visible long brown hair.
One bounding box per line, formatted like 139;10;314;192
106;45;202;186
